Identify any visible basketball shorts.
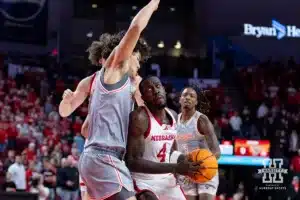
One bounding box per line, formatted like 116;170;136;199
133;174;186;200
178;172;219;196
79;176;86;192
78;148;135;200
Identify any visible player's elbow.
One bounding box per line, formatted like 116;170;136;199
59;109;68;118
58;103;71;118
58;107;69;118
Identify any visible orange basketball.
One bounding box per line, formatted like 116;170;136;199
188;148;218;183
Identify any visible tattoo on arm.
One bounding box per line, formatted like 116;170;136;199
197;115;221;159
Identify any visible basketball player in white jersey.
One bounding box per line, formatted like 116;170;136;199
126;76;203;200
176;87;221;200
59;1;159;199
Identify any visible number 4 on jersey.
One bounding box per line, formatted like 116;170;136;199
157;143;167;162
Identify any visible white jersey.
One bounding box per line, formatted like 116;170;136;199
176;111;206;153
131;106;177;180
176;111;219;196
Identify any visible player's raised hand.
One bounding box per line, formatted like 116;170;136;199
62;89;74;103
175;156;203;176
151;0;160;10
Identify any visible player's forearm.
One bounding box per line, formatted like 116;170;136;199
207;140;221;159
130;1;157;31
210;147;221;159
213;150;221;159
127;158;177;174
59;100;73;117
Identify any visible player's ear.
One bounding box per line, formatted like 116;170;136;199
195;98;198;106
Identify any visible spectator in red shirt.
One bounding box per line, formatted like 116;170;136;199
291;149;300;174
7;122;18;150
26;160;36;191
295;88;300;104
0;128;7;152
27;88;37;104
72;117;82;134
22;142;37;162
55;78;65;95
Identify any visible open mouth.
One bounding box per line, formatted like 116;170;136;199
156;95;164;101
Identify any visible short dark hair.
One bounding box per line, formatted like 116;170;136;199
87;31;151;66
182;86;211;114
139;76;159;95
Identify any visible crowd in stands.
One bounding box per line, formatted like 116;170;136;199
0;60;85;200
0;56;299;200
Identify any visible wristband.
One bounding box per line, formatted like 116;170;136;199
170;151;183;163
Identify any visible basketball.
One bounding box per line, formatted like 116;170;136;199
188;148;218;183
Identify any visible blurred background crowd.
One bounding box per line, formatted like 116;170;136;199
1;0;300;200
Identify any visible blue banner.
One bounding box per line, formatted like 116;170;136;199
218;155;270;166
0;0;48;45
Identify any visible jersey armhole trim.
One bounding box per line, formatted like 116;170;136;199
165;108;175;127
89;73;96;94
195;113;205;136
143;107;151;139
177;113;182;125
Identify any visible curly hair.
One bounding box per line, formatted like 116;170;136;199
181;86;211;115
87;30;151;66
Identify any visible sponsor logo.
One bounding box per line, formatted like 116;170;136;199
243;20;300;40
257;158;288;190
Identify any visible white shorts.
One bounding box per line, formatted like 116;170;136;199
133;174;186;200
178;172;219;196
79;176;86;192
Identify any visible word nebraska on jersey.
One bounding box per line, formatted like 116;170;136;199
151;135;176;141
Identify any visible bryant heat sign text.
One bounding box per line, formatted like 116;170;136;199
243;20;300;40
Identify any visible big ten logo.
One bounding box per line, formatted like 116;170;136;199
258;159;288;184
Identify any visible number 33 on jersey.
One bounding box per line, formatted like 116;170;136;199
142;107;177;163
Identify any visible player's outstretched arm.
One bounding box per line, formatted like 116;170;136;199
59;76;92;117
126;107;201;175
197;115;221;159
105;0;159;68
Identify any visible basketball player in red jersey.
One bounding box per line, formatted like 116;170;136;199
126;76;203;200
176;87;221;200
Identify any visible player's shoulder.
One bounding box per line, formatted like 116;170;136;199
130;106;149;122
78;74;96;90
83;73;97;82
197;113;211;124
166;108;178;121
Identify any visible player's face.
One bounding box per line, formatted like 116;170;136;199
128;52;141;78
141;77;167;108
180;88;198;109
